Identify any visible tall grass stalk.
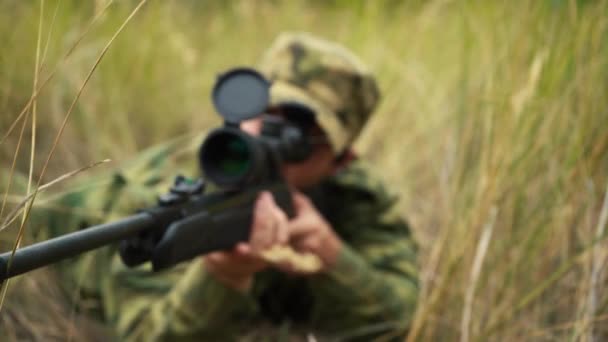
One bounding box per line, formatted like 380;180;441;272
585;183;608;341
0;0;46;314
461;206;497;342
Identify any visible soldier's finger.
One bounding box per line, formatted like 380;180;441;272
235;242;252;255
288;215;318;238
290;234;322;254
271;204;289;245
250;192;275;250
292;191;313;214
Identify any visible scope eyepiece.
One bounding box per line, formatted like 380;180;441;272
260;116;312;163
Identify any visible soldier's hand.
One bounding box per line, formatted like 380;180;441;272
283;191;342;273
204;191;289;292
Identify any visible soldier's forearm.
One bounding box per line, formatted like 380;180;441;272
309;242;418;339
111;261;258;341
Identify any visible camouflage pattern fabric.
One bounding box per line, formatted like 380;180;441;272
259;32;381;154
8;133;418;341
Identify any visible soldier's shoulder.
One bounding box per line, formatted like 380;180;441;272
321;159;404;229
61;132;204;193
326;159;396;206
52;132;205;220
321;160;412;239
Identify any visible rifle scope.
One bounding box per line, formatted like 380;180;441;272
199;115;312;189
200;68;313;189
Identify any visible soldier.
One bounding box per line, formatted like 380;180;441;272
14;32;419;341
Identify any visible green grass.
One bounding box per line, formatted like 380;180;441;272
1;0;608;340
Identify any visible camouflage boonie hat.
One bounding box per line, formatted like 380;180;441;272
258;32;380;153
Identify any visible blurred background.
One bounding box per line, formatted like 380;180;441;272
1;0;607;340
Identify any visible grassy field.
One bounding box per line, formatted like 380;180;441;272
1;0;608;340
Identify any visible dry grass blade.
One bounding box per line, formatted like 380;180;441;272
1;0;109;222
0;159;111;312
0;0;47;320
478;231;608;340
0;159;111;233
24;0;146;220
0;0;146;314
407;251;464;342
461;206;498;342
26;0;44;217
0;109;29;221
0;0;115;146
40;0;61;64
585;182;608;341
528;313;608;339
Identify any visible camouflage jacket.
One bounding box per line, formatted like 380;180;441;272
19;133;418;341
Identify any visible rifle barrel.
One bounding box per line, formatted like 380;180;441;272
0;212;154;282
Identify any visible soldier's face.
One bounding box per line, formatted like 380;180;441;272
241;116;337;189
